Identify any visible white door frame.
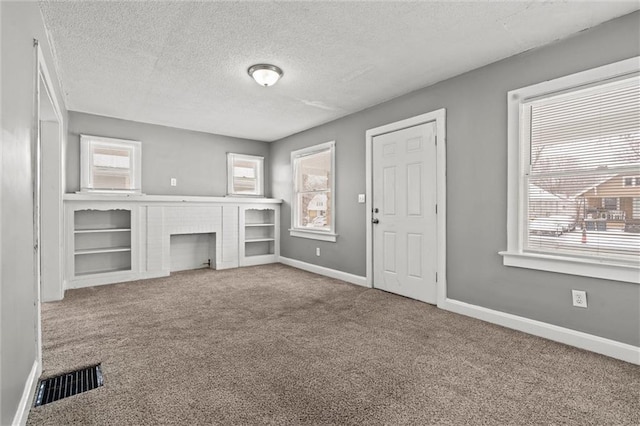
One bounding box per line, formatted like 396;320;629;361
365;109;447;306
34;40;65;368
37;43;65;303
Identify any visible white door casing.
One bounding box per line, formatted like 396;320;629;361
365;109;447;306
34;40;65;371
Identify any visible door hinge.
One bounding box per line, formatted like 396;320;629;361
435;204;438;214
436;272;438;282
435;135;437;145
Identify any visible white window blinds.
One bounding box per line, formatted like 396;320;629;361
523;76;640;262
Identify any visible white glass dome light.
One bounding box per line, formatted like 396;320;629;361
248;64;283;87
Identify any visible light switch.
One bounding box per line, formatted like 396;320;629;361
358;193;365;203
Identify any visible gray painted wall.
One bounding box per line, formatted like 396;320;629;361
67;112;270;197
270;12;640;346
1;2;68;424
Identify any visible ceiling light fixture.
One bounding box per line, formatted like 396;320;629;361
248;64;283;87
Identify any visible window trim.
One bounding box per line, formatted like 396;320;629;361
226;153;264;197
80;134;142;194
500;56;639;284
289;141;337;242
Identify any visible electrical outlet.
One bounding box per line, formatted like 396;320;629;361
170;178;177;187
316;247;320;256
572;290;587;308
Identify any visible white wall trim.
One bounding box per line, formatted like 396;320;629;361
500;251;639;284
440;298;640;365
11;360;40;426
279;256;368;288
365;109;447;303
281;253;638;364
65;270;167;290
288;229;338;242
277;256;639;365
37;41;66;303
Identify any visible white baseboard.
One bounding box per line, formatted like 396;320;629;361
279;257;369;288
278;258;638;364
439;298;640;365
12;360;40;426
66;271;168;290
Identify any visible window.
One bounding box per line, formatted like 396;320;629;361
290;141;336;242
602;198;619;210
502;57;639;283
80;135;141;193
227;153;264;196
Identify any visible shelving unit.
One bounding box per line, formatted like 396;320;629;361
64;196;282;290
240;206;279;266
73;209;132;277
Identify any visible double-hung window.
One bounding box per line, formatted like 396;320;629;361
290;141;336;242
80;135;142;193
502;57;639;283
227;153;264;196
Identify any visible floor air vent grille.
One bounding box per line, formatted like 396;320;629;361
34;364;103;406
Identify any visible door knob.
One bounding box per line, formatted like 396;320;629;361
372;218;379;224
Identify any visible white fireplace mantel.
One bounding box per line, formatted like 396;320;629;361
64;194;281;290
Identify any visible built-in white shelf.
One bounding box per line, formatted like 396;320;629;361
245;238;276;243
64;197;281;290
75;267;132;277
75;246;132;255
72;209;133;277
240;206;279;266
74;228;131;234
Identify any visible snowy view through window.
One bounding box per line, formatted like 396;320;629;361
525;76;639;262
296;149;331;230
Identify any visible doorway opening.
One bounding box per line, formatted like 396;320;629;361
34;41;65;370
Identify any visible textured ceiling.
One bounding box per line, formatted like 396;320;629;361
39;1;639;142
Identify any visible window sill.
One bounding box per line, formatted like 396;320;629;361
289;229;337;242
499;251;639;284
78;190;143;195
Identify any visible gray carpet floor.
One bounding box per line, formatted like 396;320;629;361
28;264;639;425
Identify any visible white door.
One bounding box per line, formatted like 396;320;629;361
372;122;437;304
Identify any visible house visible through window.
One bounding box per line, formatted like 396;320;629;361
502;57;639;283
80;135;141;193
290;141;336;242
227;153;264;196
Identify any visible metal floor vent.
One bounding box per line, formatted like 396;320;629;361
34;364;103;407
